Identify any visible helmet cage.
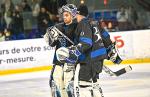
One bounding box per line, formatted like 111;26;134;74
60;4;77;18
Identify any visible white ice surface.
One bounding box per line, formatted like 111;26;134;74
0;63;150;97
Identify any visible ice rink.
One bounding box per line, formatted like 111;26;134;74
0;63;150;97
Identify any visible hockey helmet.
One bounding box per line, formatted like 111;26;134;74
60;4;77;18
77;4;89;17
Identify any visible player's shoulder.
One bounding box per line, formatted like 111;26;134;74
55;22;65;31
80;18;90;25
77;18;91;30
55;22;65;28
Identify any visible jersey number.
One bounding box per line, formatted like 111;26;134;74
93;27;101;42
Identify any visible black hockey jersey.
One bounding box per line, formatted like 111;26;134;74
72;18;112;81
73;18;93;63
90;22;112;76
73;18;109;65
49;21;78;65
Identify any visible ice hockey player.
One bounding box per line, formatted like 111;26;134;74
44;4;78;97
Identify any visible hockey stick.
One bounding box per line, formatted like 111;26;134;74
74;63;80;97
49;26;131;77
102;65;132;77
52;26;75;45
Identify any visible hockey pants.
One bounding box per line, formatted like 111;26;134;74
76;81;104;97
74;64;104;97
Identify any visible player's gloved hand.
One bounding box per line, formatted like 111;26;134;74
107;42;118;62
109;50;118;62
44;26;59;45
47;26;59;40
68;45;81;57
56;46;81;64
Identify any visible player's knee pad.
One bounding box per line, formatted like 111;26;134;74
79;87;93;97
52;65;64;91
78;81;93;97
92;83;104;97
66;81;74;97
50;80;62;97
53;65;63;80
63;63;75;86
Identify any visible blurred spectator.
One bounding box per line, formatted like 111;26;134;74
31;0;40;30
4;28;16;41
0;30;5;42
21;0;32;12
37;7;53;37
0;11;5;31
40;0;51;13
16;33;26;40
40;0;67;23
28;28;38;39
127;5;138;30
107;22;113;31
31;0;40;17
40;0;67;15
116;6;128;31
12;4;24;39
100;19;109;32
1;0;14;29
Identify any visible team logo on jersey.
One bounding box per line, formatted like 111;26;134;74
80;31;85;36
58;36;67;47
93;27;102;42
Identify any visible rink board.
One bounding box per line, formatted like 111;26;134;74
0;30;150;75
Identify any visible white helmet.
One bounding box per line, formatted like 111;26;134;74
60;4;77;18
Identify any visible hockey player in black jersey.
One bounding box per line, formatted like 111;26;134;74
74;4;106;97
44;4;78;97
74;4;123;97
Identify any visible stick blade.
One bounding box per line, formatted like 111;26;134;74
115;65;132;76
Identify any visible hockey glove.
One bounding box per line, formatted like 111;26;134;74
56;46;81;64
44;26;59;45
107;42;122;64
